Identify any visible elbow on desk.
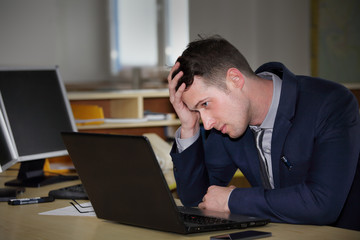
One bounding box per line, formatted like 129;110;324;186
290;195;345;226
303;206;341;226
269;203;342;226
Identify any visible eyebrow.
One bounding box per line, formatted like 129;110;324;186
190;98;207;111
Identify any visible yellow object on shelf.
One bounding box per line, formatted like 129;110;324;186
43;156;76;175
71;104;105;126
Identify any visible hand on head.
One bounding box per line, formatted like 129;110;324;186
168;62;200;139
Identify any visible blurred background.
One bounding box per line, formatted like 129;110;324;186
0;0;359;90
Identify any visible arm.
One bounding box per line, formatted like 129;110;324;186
171;136;208;206
168;62;207;206
171;129;238;207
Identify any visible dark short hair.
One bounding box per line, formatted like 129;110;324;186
172;35;254;91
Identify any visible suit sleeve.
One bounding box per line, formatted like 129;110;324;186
170;136;208;206
171;130;237;207
229;87;360;225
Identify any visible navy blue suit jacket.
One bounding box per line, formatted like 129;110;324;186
171;62;360;230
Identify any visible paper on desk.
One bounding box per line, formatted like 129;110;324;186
39;202;96;217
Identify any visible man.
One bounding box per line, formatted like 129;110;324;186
167;36;360;230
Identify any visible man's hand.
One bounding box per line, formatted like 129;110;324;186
168;62;200;139
198;185;236;213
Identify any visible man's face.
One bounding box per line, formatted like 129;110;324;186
182;76;250;138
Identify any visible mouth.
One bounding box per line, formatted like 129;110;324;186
219;125;226;134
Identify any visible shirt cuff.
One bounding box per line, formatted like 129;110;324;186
175;127;200;153
227;188;235;210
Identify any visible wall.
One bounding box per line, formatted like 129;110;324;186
189;0;310;75
0;0;110;83
0;0;310;84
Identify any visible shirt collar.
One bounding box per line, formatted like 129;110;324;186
250;71;282;130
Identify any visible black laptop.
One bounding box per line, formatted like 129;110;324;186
61;132;269;234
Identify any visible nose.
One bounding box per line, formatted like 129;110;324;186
201;112;215;130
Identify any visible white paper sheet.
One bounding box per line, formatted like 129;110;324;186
39;201;96;217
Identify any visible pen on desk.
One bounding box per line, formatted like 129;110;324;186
8;196;55;205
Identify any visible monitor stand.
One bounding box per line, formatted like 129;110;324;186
5;159;78;188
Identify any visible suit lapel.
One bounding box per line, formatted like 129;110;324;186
271;69;298;188
237;62;299;188
271;116;293;187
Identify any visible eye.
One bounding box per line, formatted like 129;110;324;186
202;102;209;107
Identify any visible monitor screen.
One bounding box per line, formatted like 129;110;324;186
0;67;78;187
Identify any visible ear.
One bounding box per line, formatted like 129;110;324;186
226;68;245;89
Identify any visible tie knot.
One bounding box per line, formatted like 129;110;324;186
251;127;263;134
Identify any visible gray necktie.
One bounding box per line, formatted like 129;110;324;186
253;128;272;189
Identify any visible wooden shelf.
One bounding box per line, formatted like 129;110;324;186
67;89;179;139
68;89;172;119
76;119;181;130
68;88;170;100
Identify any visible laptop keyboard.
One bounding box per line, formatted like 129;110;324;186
180;212;235;225
49;184;88;200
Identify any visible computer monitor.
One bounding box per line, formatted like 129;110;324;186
0;105;17;172
0;67;78;187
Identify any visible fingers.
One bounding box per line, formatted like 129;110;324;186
174;82;185;103
198;189;209;210
168;62;183;90
168;62;182;90
198;201;205;210
168;62;185;107
167;61;180;84
198;195;207;210
198;192;207;209
199;185;235;212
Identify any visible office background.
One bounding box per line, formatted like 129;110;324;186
0;0;358;86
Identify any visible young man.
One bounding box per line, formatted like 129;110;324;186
167;36;360;230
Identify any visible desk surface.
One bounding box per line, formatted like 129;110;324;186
1;169;359;240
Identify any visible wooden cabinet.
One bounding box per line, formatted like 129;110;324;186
67;89;180;139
